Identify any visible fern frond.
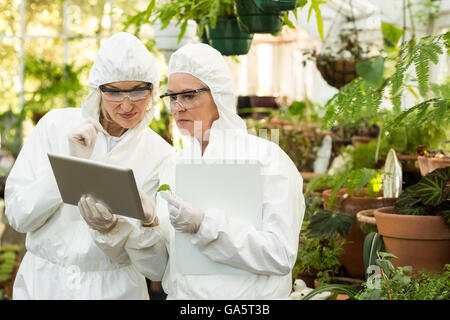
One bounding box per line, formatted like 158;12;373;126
386;98;443;128
413;41;444;97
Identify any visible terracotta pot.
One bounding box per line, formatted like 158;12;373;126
374;206;450;272
417;156;450;176
322;188;397;279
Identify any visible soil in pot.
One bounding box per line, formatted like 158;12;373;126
322;188;397;279
374;206;450;273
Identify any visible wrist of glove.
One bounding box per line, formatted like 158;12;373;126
78;195;118;233
160;191;204;233
138;188;158;227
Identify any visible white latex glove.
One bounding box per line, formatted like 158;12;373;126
160;191;204;233
78;195;118;233
68;120;102;159
138;188;158;227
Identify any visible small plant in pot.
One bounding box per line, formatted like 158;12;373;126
302;251;450;300
306;167;398;279
374;167;450;272
292;225;347;288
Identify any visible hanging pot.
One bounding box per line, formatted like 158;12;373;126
255;0;297;11
153;20;198;62
205;17;254;56
235;0;284;34
316;55;362;89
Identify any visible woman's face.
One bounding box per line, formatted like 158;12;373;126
100;81;152;131
166;73;219;138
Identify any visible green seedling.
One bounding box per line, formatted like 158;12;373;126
157;184;171;192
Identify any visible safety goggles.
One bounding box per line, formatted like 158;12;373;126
99;83;153;102
159;87;210;112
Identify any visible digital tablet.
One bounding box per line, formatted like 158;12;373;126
48;152;145;220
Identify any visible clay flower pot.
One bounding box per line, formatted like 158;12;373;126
417;155;450;176
322;188;397;279
374;206;450;272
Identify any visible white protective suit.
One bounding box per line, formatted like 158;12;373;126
5;32;173;299
156;43;305;299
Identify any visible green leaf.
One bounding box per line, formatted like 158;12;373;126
381;22;404;49
415;171;447;206
356;57;385;89
378;252;398;260
440;201;450;225
306;210;355;239
303;284;358;300
307;0;326;42
363;232;383;278
376;259;395;275
157;184;171;192
395;185;426;215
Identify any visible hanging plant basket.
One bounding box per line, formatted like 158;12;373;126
205;17;254;56
153;20;198;62
235;0;284;34
255;0;297;11
316;55;362;89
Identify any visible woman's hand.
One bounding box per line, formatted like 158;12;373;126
68;120;102;159
160;191;204;233
78;195;118;233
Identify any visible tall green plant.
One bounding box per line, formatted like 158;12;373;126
24;55;88;120
322;32;449;130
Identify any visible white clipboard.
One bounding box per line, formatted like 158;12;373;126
174;161;262;275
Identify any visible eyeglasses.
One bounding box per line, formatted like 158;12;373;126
99;83;153;102
159;87;210;112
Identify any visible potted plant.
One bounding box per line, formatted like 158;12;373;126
306;167;398;279
126;0;254;56
152;19;198;61
293;232;346;288
293;222;347;288
315;27;370;89
373;167;450;272
302;251;450;300
234;0;287;34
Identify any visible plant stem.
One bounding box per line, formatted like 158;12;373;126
380;267;392;300
407;0;416;40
